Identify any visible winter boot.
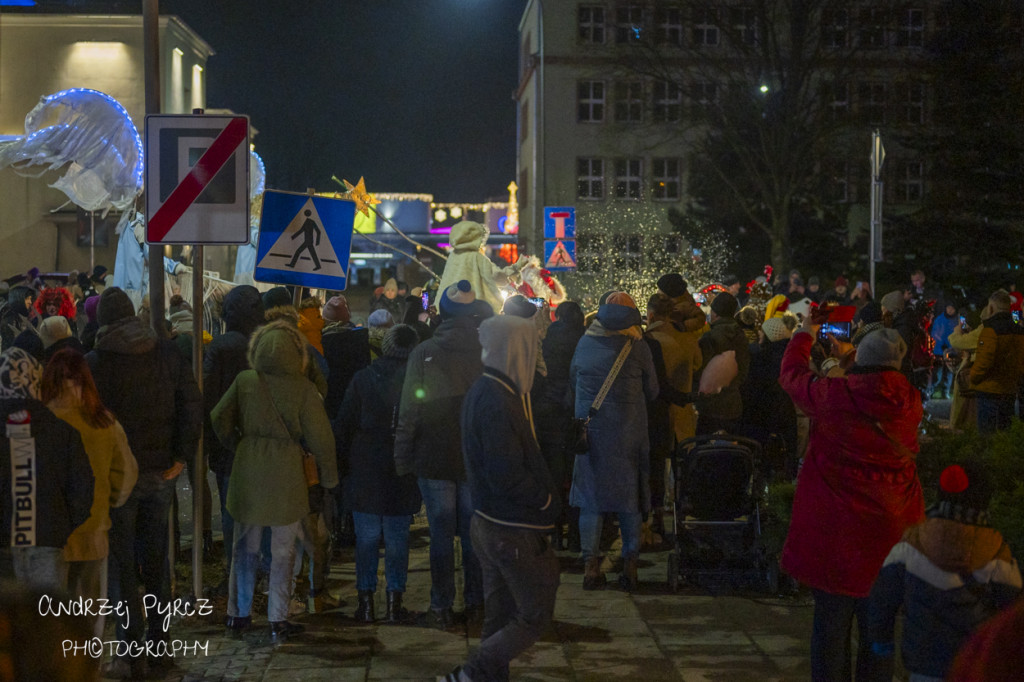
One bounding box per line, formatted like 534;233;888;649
354;590;375;623
618;555;639;591
384;591;410;623
582;557;606;591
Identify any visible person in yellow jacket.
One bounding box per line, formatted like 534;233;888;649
969;290;1024;433
40;347;138;639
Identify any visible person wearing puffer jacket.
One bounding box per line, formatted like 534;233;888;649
868;461;1021;681
569;292;658;592
212;320;338;643
779;323;925;682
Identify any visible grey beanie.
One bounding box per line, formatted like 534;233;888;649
854;328;907;370
97;287;136;326
880;290;905;315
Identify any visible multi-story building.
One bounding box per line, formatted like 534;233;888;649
515;2;1010;287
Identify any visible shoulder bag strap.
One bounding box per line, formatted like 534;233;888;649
258;372;296;444
589;339;634;417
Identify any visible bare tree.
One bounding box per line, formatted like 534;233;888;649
624;0;869;273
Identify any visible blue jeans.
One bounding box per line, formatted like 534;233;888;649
216;472;234;571
352;512;412;593
108;474;175;645
578;511;642;560
976;392;1015;434
11;546;63;591
229;520;300;622
418;478;483;611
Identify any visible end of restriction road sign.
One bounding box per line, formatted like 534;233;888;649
145;114;250;245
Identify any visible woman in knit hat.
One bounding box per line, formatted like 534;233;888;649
779;322;924;681
569;291;658;591
334;324;422;623
869;460;1021;681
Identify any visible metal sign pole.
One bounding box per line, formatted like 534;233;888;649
192;244;204;599
869;131;885;296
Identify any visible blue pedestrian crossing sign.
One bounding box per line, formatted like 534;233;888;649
254;190;355;290
544;239;576;271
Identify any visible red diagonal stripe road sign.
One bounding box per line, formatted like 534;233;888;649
147;117;248;242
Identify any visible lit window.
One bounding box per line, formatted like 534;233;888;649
578;81;605;122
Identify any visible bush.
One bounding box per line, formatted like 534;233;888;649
917;420;1024;557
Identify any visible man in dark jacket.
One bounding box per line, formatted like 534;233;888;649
394;279;491;629
1;347;93;589
442;315;560;682
86;287;202;672
696;292;750;434
203;285;264;577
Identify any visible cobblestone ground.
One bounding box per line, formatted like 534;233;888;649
107;506;815;682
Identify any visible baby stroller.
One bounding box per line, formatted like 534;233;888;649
666;433;777;592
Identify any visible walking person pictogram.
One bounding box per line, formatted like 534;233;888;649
287;210;322;271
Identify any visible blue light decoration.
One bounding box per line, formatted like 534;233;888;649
0;88;144;212
0;1;38;6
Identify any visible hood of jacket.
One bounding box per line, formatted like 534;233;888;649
432;315;482;351
94;316;158;355
479;315;537;394
222;285;264;336
907;517;1011;575
449;220;488;252
0;347;42;400
248;319;307;377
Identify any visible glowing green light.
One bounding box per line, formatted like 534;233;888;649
415;388;426;399
759;85;769;93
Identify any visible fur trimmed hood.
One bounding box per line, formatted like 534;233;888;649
247;319;308;377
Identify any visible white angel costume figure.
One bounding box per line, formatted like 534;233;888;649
437;221;526;314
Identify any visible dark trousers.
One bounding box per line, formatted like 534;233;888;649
464;516;560;682
108;474;175;647
976;392;1015;434
811;589;892;682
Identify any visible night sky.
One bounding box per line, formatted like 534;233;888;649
159;0;525;203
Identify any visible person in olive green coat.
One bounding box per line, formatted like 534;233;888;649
212;319;337;642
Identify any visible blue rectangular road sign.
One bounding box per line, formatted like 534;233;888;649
544;206;575;239
544;239;576;271
254;190;355;290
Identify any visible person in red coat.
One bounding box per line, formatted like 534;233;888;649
778;322;925;682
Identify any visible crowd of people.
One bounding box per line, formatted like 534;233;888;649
1;261;1022;681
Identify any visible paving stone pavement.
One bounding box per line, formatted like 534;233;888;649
107;520;815;682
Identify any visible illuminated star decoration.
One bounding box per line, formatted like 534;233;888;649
343;177;381;218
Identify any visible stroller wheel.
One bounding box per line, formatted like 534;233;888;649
667;550;680;593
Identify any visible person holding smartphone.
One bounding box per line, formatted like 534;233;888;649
928;297;961;399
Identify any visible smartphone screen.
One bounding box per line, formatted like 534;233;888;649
528;296;545;308
1014;311;1021;324
819;321;852;343
421;291;430;311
